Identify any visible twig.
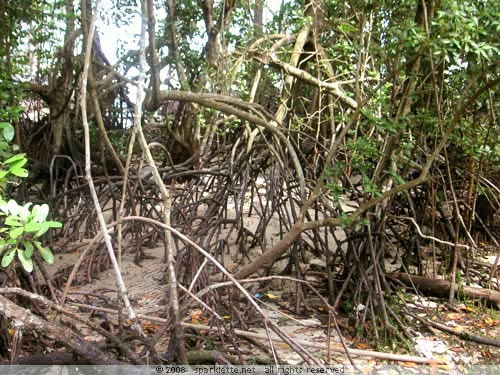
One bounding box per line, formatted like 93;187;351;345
178;283;224;321
401;216;470;249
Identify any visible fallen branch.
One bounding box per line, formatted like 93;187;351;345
0;294;122;365
0;287;142;364
0;352;88;365
389;272;500;308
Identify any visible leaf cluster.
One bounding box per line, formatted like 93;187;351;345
0;200;61;272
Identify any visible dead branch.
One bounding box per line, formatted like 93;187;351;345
390;272;500;307
0;294;122;364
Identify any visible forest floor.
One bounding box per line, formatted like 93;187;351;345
12;177;500;372
39;196;500;370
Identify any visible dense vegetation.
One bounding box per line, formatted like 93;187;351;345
0;0;499;366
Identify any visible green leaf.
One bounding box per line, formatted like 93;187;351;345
0;123;15;142
35;222;61;236
40;247;54;264
3;153;26;165
10;167;28;178
11;159;28;170
0;141;8;153
22;240;34;258
9;226;24;239
1;248;16;268
5;216;22;227
24;221;43;233
35;223;50;238
8;159;28;171
34;241;54;264
46;220;62;228
17;249;33;273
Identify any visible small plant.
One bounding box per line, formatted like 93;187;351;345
0;121;61;273
0;200;61;272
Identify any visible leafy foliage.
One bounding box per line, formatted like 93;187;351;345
0;120;61;272
0;200;60;272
